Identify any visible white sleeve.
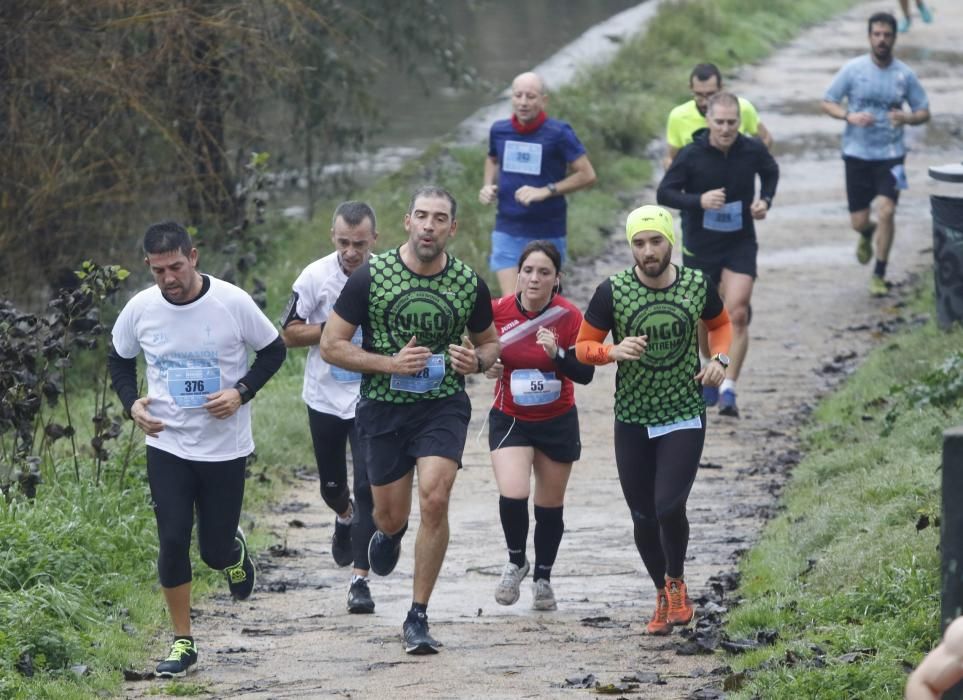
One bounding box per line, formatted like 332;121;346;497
236;291;282;351
290;266;322;322
110;296;141;359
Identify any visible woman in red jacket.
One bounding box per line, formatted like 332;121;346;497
485;241;594;611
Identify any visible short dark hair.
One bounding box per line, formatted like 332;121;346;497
707;91;741;117
407;185;457;220
332;200;377;231
143;221;192;257
868;12;897;34
690;63;722;86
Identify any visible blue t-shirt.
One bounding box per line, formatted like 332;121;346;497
824;54;929;161
488;117;586;238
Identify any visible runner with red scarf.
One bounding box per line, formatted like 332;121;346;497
484;241;594;611
479;71;597;297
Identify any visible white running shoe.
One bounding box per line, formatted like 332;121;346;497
532;578;557;611
494;560;530;605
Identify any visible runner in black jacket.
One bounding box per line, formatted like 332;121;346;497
657;92;779;418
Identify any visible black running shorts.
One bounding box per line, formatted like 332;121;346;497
683;235;758;284
844;155;904;212
488;405;581;464
355;392;471;486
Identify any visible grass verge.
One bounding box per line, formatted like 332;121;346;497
724;278;958;699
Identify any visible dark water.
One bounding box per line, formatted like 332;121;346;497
369;0;641;149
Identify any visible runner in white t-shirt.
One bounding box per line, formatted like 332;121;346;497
108;221;285;678
280;201;379;614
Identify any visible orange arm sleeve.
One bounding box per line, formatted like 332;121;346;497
575;320;614;365
704;307;732;357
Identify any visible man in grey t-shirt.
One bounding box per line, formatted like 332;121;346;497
821;11;929;297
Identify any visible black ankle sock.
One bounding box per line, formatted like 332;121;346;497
389;521;408;542
874;259;887;278
173;635;194;644
410;602;427;616
860;223;876;237
499;495;529;568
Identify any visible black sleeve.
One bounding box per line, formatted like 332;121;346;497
237;335;286;397
700;276;725;320
279;291;305;328
657;150;703;211
467;275;495;333
757;145;779;205
553;349;594;385
332;263;372;326
108;345;139;416
583;279;615;332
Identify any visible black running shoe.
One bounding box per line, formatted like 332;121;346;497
224;527;256;601
331;502;354;567
347;577;375;614
403;610;440;655
155;638;197;678
367;530;401;576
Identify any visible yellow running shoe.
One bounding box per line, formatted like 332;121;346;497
869;275;888;297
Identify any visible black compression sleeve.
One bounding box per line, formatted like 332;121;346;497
236;335;286;397
554;348;595;385
108;345;139;415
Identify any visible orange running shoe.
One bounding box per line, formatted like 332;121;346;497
665;577;694;626
646;588;672;635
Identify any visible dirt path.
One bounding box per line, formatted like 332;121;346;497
125;3;963;698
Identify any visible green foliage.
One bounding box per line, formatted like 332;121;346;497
725;278;955;698
883;351;963;435
0;261;132;495
150;681;212;696
0;0;475;299
0;475;161;698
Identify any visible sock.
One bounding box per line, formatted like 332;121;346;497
410;601;427;616
173;635;194;643
720;378;736;393
336;501;354;525
533;505;564;582
351;573;367;584
499;495;529;568
388;521;408;542
874;260;887;279
860;222;876;237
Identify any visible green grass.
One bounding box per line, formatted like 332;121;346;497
725;280;958;699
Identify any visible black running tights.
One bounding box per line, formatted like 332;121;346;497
307;407;375;570
613;419;706;590
146;446;246;588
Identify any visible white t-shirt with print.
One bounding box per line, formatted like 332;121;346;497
111;275;279;461
287;251;361;419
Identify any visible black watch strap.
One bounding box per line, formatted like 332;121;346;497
234;381;253;404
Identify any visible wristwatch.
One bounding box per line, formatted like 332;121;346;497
711;353;730;369
555;347;566;361
546;182;558;196
234;381;254;404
